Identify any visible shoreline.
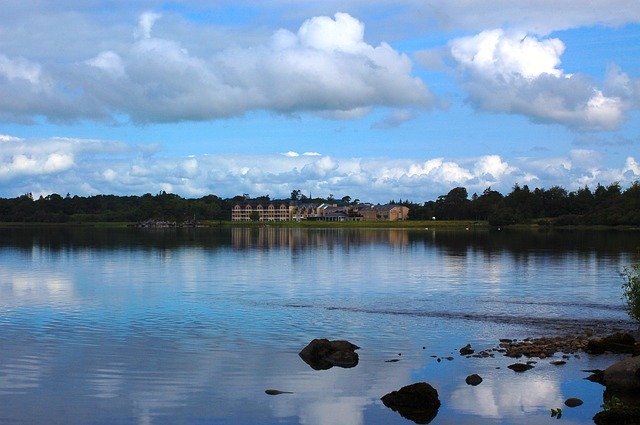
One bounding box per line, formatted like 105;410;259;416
1;220;639;231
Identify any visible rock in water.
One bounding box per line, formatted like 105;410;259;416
298;338;360;370
508;363;534;372
587;332;636;355
265;389;293;395
565;397;583;407
593;408;640;424
465;374;483;386
459;344;474;355
381;382;440;424
585;369;605;384
602;356;640;392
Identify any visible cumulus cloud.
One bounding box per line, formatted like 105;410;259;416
2;135;638;202
134;11;161;40
1;12;432;124
424;29;637;131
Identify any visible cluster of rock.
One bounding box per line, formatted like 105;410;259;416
296;339;442;423
270;333;640;424
461;331;640;360
497;335;589;358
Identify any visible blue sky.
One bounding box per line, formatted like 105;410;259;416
0;1;639;203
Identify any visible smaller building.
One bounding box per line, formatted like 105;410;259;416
373;204;409;221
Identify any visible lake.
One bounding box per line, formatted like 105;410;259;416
0;226;638;424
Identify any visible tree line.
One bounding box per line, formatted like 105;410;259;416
0;192;229;223
0;181;638;225
397;182;640;225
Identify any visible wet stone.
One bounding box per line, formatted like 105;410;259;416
465;374;483;386
508;363;535;372
381;382;441;424
459;344;474;356
565;398;583;408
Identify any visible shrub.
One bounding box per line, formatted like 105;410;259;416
622;263;640;323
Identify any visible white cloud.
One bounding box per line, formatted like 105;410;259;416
449;30;564;80
0;134;22;143
434;29;630;130
134;11;162;40
0;12;433;124
473;155;514;179
0;135;638;202
86;51;125;77
297;13;366;54
625;157;640;174
0;54;45;86
450;377;562;418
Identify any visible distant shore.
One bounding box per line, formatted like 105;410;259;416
1;220;640;231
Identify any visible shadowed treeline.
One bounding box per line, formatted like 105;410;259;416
0;181;639;225
398;182;640;225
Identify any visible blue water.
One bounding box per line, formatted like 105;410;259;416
0;227;637;424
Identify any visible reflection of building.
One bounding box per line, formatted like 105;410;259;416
231;227;410;249
231;201;409;222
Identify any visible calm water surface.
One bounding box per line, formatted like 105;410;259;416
0;227;638;424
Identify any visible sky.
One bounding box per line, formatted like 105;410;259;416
0;0;639;203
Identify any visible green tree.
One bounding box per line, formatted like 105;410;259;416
622;263;640;323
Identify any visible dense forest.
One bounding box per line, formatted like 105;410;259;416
397;182;640;226
0;181;638;225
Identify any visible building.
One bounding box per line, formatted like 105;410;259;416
232;200;410;222
232;201;290;221
296;203;409;222
372;204;409;221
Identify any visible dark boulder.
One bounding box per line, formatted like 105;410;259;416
265;389;293;395
299;338;360;370
602;356;640;392
381;382;440;424
465;374;483;386
585;369;605;385
459;344;474;355
564;397;583;407
587;332;636;355
508;363;534;372
593;408;640;424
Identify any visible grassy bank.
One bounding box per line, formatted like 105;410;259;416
0;219;486;229
2;220;638;231
207;219;487;229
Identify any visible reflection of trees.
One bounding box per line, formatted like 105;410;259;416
0;227;637;262
421;229;640;261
